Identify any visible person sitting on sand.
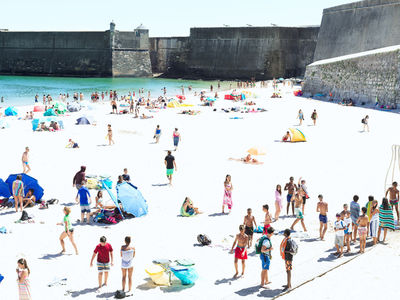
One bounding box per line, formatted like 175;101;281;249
67;139;79;148
282;131;291;142
243;154;259;164
94;191;116;210
181;197;201;216
22;189;36;209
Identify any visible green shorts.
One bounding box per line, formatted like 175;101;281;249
166;169;174;176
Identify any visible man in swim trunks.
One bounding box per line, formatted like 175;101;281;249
290;193;307;232
22;147;31;174
316;194;328;240
284;177;297;216
230;225;249;278
356;207;369;253
243;208;257;247
164;151;177;185
385;182;399;223
298;177;308;214
111;99;118;114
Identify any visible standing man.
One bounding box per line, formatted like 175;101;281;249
311;109;318;126
385;182;399;223
290;193;307;232
73;166;86;190
298;177;308;214
316;195;328;240
230;225;249;278
350;195;361;242
22;147;31;174
164;151;177;185
260;227;274;287
284;177;297;216
280;229;295;291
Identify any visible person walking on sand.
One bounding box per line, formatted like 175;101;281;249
290;193;307;232
297;109;304;126
350;195;360;242
222;175;233;213
73;166;86;190
17;258;31;300
57;207;78;255
75;180;92;224
316;194;328;240
121;236;135;293
154;125;161;143
311;109;318;126
172;128;181;151
377;198;395;243
243;209;257;247
357;207;368;253
259;227;274;287
385;182;399;223
274;185;282;220
280;229;295;291
12;175;24;213
164;150;177;185
369;200;379;245
107;124;115;145
90;236;114;290
22;147;31;174
230;225;249;278
284;177;297;216
361;115;369;132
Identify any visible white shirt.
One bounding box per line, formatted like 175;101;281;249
335;220;345;237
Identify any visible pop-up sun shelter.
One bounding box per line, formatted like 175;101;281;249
67;103;81;112
5;174;44;202
76;116;91;125
0;179;11;198
44;109;57;116
102;181;148;218
289;128;306;142
5;107;18;116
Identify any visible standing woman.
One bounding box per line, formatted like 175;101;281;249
121;236;135;293
154;125;161;143
362;115;370;132
172;128;181;151
377;198;395;243
369;200;379;245
17;258;31;300
297;110;304;126
58;206;78;255
13;175;25;213
311;109;318;126
222;175;233;214
274;185;282;221
107;124;115;145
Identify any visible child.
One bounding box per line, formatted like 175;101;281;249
75;180;92;224
334;213;345;257
243;208;257;247
357;207;369;253
90;236;114;290
344;211;352;252
262;204;272;234
230;225;249;278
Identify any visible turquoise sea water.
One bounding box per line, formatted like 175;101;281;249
0;76;229;106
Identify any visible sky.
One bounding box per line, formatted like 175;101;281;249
1;0;355;37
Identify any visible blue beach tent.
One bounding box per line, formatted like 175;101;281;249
5;174;44;202
5;107;17;116
76;117;90;125
0;179;11;198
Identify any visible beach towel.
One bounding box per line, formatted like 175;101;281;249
176;259;195;267
171;267;198;285
379;205;395;230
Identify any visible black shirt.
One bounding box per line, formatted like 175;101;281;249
165;155;175;169
122;174;130;181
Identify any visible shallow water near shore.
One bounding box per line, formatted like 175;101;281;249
0;75;228;106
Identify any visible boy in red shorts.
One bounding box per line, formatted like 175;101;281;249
230;225;249;278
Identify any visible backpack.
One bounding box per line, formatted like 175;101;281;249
255;236;271;255
361;118;365;124
115;290;126;299
20;210;30;221
197;234;211;246
288;239;298;255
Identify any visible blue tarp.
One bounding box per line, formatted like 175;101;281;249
76;117;90;125
44;109;57;116
117;182;148;218
171;267;198;285
5;107;17;116
0;179;11;198
5;174;44;202
101;181;124;217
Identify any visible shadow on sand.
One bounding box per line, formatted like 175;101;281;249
215;276;241;285
69;287;98;297
208;212;228;217
136;278;192;293
39;252;68;260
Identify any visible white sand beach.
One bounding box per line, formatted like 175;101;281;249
0;83;399;299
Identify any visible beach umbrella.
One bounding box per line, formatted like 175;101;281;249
247;147;266;156
5;173;44;202
5;107;17;116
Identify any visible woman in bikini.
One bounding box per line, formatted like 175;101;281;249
222;175;233;214
12;175;25;213
107;124;115;145
121;236;135;293
274;185;282;220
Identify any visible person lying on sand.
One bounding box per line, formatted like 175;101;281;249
140;113;153;119
282;131;291;142
229;155;263;165
181;197;201;216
